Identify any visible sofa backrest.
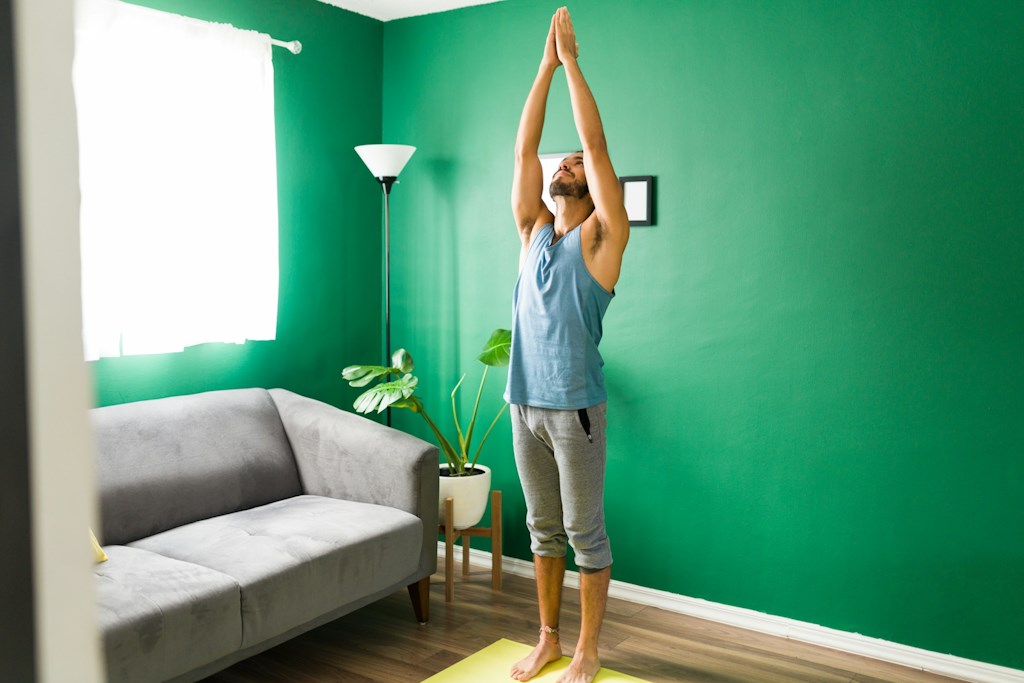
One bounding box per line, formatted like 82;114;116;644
91;388;303;545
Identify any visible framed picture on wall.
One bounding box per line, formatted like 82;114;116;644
620;176;654;226
540;154;656;227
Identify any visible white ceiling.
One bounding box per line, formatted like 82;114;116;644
320;0;506;22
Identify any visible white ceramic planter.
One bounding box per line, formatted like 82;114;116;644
438;463;491;530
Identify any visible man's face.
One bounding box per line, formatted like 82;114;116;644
549;153;589;199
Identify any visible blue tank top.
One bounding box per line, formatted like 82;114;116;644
504;223;614;409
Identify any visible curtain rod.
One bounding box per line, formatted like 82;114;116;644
110;0;303;55
270;38;302;54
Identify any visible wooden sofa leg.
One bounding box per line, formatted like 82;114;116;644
491;490;502;591
408;576;430;624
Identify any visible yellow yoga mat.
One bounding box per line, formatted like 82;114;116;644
422;639;651;683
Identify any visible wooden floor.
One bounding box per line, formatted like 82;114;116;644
204;559;963;683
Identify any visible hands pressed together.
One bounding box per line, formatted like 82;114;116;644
542;6;579;69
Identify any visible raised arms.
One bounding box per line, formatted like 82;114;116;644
554;8;629;251
552;8;629;292
512;8;629;290
511;14;558;250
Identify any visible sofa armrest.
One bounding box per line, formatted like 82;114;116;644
268;389;439;579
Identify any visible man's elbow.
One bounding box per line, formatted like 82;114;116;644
582;138;608;157
513;146;539;163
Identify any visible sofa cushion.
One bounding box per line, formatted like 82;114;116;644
91;388;302;545
94;546;242;683
129;494;423;648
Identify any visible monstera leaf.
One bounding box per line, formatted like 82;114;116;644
341;364;392;388
476;328;511;366
353;374;419;414
342;348;414;388
392;348;414;374
341;332;511;476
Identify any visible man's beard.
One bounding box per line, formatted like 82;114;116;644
549;177;589;200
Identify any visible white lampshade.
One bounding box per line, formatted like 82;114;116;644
355;144;416;178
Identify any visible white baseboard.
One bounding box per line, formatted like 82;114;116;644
436;542;1024;683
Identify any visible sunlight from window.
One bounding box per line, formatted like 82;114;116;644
74;0;279;360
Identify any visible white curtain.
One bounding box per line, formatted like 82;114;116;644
74;0;279;360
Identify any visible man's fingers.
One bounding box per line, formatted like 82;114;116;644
556;11;569;39
557;8;574;36
542;12;559;65
552;7;578;60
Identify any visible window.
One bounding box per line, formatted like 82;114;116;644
74;0;279;360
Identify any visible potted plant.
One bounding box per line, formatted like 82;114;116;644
342;328;511;528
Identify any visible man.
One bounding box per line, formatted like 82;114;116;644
504;7;630;683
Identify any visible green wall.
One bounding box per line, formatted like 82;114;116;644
91;0;383;410
382;0;1024;670
87;0;1024;671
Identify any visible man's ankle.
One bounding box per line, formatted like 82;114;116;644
539;625;560;646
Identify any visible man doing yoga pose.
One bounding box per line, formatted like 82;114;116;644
505;7;630;683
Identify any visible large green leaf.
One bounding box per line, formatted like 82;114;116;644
342;364;392;388
477;328;512;367
392;348;414;374
352;374;419;414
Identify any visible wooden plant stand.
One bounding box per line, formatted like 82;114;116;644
438;490;503;602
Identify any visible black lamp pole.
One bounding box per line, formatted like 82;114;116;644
377;176;397;427
356;144;414;429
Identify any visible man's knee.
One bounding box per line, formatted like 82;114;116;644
566;526;612;572
527;518;568;557
530;536;568;558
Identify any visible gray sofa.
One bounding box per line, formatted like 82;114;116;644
90;388;439;683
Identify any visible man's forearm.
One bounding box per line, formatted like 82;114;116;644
515;64;558;158
562;60;607;152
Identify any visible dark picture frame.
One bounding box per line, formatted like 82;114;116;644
620;175;654;226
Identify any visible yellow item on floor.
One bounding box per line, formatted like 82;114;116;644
421;639;650;683
90;528;108;563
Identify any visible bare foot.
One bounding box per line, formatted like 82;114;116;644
510;638;562;681
555;650;601;683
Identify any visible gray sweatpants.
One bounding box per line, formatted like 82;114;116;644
510;402;612;572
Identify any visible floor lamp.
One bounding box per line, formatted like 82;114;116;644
354;144;416;427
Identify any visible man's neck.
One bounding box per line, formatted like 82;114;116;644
553;199;592;236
